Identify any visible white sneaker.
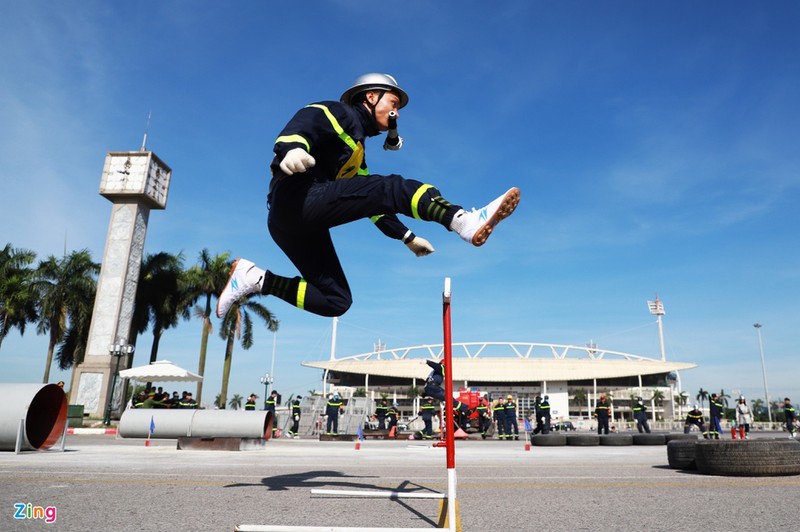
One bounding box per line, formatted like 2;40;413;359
452;187;520;246
216;258;260;318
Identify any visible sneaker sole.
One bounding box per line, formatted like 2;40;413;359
215;258;242;318
472;187;521;246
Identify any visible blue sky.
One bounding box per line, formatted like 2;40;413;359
2;2;798;408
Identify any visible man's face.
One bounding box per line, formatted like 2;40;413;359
365;90;401;130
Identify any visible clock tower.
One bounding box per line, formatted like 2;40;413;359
70;150;172;417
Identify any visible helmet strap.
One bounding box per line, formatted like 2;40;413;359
363;90;387;118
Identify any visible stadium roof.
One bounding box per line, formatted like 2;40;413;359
302;342;697;382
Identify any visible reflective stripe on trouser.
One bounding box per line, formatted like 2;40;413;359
267;174;459;317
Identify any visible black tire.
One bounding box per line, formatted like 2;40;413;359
665;433;699;443
566;433;600;446
695;439;800;477
531;433;567;446
599;434;633;446
667;439;697;470
633;433;666;445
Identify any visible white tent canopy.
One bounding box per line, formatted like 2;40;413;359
119;360;203;382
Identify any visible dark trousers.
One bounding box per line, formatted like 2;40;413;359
326;415;339;434
478;415;490;436
422;382;469;413
505;417;519;439
376;415;386;430
684;420;707;436
597;417;609;435
636;416;651;434
542;416;551;434
267;174;455;317
422;417;433;438
709;416;721;438
290;416;300;436
495;416;506;438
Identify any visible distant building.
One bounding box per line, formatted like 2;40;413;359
303;342;696;422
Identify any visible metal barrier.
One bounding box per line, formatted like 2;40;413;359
118;409;272;439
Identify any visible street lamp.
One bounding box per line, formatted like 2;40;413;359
753;323;773;425
260;373;273;410
103;340;134;426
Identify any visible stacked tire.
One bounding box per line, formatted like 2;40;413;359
694;439;800;477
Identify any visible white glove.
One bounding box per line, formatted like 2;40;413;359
279;148;316;175
383;136;404;151
406;236;435;257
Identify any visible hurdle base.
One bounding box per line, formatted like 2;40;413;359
437;499;462;532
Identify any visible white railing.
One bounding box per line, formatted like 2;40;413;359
336;341;660;363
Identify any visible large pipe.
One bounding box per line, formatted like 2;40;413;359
0;383;67;451
118;409;273;439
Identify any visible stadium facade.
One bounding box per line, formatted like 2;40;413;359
302;342;697;423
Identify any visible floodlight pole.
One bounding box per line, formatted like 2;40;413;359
753;323;772;425
647;295;666;361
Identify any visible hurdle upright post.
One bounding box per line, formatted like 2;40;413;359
442;277;458;531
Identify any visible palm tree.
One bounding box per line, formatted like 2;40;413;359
751;398;765;421
228;394;244;410
0;244;38;350
34;250;99;383
184;249;231;404
217;293;278;409
696;388;709;410
130;252;191;365
572;388;587;418
54;284;95;374
651;389;665;406
717;389;731;411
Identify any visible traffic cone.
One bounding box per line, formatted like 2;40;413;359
354;440;361;450
731;427;737;439
388;426;396;438
454;427;468;439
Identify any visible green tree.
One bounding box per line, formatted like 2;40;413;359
228;394;244;410
651;389;665;406
718;389;731;409
0;244;38;350
572;388;587;417
696;388;709;410
751;398;766;421
217;293;278;409
184;249;231;405
34;250;99;383
131;252;191;365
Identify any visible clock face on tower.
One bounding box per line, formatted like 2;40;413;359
99;151;172;209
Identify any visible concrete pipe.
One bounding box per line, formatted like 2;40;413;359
0;383;67;451
118;409;273;439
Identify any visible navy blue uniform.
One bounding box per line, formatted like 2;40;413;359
264;101;462;317
419;400;437;439
709;397;724;439
504;400;519;440
633;401;651;434
325;398;344;435
595;399;611;435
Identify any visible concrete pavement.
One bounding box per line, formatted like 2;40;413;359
1;433;798;531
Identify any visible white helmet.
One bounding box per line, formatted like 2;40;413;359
693;404;699;410
341;73;409;108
